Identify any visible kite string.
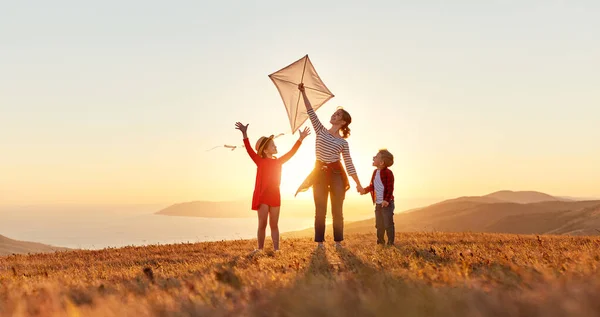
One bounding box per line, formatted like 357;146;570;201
206;133;285;152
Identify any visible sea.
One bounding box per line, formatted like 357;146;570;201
0;205;317;250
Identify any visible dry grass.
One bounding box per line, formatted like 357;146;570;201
1;232;600;316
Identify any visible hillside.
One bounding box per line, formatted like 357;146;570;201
431;195;505;205
432;190;568;207
484;190;570;203
0;232;598;316
0;234;70;256
284;200;600;238
158;191;579;220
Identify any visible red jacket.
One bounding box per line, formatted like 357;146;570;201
364;167;394;204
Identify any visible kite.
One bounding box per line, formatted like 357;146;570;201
206;133;285;152
268;55;334;134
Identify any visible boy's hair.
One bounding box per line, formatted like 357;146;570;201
378;149;394;167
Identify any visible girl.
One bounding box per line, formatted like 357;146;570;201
235;122;310;252
295;83;363;249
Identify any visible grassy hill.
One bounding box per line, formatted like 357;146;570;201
284;200;600;238
0;232;598;316
0;234;70;256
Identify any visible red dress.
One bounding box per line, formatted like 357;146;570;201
243;138;302;210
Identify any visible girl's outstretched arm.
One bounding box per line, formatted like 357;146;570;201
279;127;310;164
235;122;259;164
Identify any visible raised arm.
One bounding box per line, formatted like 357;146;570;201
298;83;325;133
235;122;259;164
243;138;260;164
279;140;301;164
279;127;311;164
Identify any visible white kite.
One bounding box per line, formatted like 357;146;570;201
268;55;334;134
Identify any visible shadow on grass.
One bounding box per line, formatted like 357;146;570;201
304;247;333;279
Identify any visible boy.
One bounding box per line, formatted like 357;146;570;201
360;149;395;246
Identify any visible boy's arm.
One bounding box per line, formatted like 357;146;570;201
362;171;375;194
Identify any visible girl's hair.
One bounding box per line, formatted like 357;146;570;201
338;107;352;139
259;139;273;158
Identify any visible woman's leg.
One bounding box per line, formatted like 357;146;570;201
268;206;281;250
330;172;346;243
313;172;328;244
256;204;269;250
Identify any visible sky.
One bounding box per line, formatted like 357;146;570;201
1;1;599;205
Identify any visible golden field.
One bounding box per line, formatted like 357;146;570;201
1;232;599;316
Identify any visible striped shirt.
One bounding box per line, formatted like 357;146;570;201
374;170;384;203
307;106;356;175
364;167;394;204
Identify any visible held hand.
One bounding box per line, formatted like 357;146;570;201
235;122;249;137
356;184;364;194
298;83;305;92
298;126;311;141
382;201;389;207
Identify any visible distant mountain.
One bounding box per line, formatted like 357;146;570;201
483;190;571;204
428;190;570;208
156;200;255;218
433;196;506;205
284;198;600;238
155;199;387;221
0;234;70;256
157;191;596;230
155;199;330;219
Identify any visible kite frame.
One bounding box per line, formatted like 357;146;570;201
268;54;335;134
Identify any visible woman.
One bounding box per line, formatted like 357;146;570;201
296;83;363;249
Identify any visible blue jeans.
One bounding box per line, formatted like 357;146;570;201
313;166;345;242
375;200;395;245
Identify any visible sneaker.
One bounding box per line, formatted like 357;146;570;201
316;243;325;250
250;249;263;256
335;242;343;250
